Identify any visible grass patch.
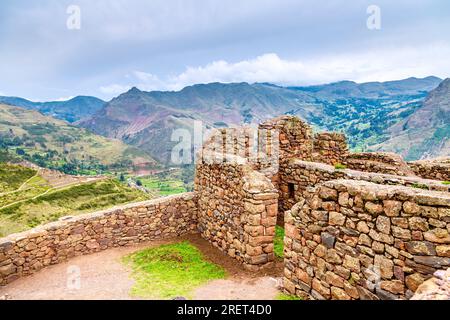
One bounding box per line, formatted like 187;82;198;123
124;241;226;299
442;181;450;185
274;226;285;259
276;293;302;300
334;163;347;170
411;183;429;190
139;177;187;196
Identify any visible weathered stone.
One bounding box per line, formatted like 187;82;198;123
321;232;336;249
413;256;450;269
405;241;436;256
312;278;331;298
314;244;327;258
436;245;450;257
329;211;345;226
357;221;369;234
325;271;344;288
383;200;402;217
331;286;350;300
405;273;425;292
403;202;421;215
343;281;359;299
376;216;391;234
338;192;349;207
358;234;372;247
372;241;384;254
374;255;394;279
392;226;411;240
343;255;360;273
0;264;16;276
365;202;384;215
380;280;404;295
319;187;338;201
357;286;379;300
325;249;342;264
408;217;429;231
423;229;450;244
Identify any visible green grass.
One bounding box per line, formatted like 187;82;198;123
443;181;450;185
276;293;302;300
334;163;347;170
0;163;36;193
411;183;429;190
124;241;226;299
139;177;187;196
274;226;285;259
0;179;150;237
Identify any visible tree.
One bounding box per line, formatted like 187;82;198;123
136;179;143;186
16;148;25;156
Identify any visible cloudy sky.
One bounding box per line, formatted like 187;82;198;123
0;0;449;101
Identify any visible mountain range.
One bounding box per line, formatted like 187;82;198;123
0;96;105;123
78;76;447;163
1;76;448;166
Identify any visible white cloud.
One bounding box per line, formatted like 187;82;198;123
100;43;450;96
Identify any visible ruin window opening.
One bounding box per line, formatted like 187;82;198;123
288;183;295;199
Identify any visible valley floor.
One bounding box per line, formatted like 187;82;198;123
0;234;283;300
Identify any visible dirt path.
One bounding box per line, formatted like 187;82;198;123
0;234;283;300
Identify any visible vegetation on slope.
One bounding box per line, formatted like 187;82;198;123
124;241;226;299
0;163;37;193
0;104;156;175
0;176;151;237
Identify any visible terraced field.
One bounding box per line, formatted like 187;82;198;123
0;163;152;237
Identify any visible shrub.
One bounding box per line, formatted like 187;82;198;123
411;183;429;190
334;163;347;170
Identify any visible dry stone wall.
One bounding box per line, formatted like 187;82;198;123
279;160;449;214
0;193;198;286
345;152;415;176
408;159;450;181
283;180;450;300
195;160;278;271
259;116;313;162
312;132;348;166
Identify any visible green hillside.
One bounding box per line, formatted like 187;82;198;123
0;163;151;237
0;104;157;174
0;163;37;193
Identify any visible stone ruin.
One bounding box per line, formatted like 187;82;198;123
1;115;449;300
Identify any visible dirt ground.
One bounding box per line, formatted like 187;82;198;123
0;234;284;300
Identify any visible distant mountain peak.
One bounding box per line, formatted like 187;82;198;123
127;86;142;94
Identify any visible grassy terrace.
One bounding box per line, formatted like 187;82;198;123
0;176;151;237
